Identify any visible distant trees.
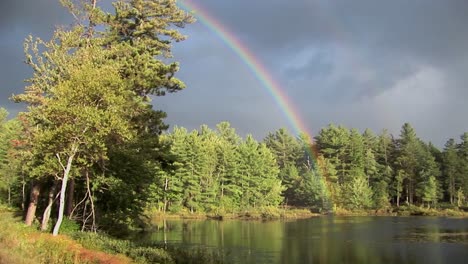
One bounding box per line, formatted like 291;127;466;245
142;121;468;213
146;124;284;213
3;108;468;223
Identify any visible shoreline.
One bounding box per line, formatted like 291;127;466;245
146;206;468;221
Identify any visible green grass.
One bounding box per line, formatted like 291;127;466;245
148;206;318;221
0;207;130;264
395;205;468;217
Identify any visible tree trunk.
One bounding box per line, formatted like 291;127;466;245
41;181;57;231
25;181;41;226
65;178;75;217
82;170;96;232
52;148;77;236
7;186;11;205
21;174;26;211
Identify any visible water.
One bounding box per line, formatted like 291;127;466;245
139;216;468;264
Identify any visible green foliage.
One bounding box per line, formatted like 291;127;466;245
10;0;194;235
73;232;174;264
0;110;23;205
0;212;104;264
443;138;460;203
54;217;81;235
421;176;438;206
294;170;331;210
373;181;390;209
341;174;374;210
73;230;226;264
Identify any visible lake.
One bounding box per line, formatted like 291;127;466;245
140;216;468;264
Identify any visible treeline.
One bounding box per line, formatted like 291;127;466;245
4;109;468;228
144;122;468;213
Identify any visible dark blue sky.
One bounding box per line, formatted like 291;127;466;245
1;0;468;146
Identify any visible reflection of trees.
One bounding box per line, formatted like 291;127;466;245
279;217;445;264
140;217;466;264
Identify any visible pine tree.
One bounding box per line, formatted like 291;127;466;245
315;124;350;185
215;122;241;207
264;128;301;169
394;123;420;204
347;128;365;175
342;173;373;210
442;139;460;204
237;135;281;208
457;133;468;204
416;144;440;205
421;176;438;208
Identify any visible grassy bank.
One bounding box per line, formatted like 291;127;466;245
0;206;224;264
332;205;468;217
146;206;319;221
0;207;131;264
147;205;468;221
394;205;468;217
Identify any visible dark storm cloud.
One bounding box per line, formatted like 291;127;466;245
171;0;468;144
1;0;468;145
0;0;67;32
192;0;467;82
0;0;69;112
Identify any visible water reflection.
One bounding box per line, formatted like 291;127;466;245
139;217;468;264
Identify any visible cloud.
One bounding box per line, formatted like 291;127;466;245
1;0;468;145
0;0;70;112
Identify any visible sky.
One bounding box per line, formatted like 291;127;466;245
1;0;468;146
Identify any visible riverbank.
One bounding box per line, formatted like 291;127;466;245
147;205;468;221
0;206;223;264
333;205;468;217
146;206;320;221
0;207;131;264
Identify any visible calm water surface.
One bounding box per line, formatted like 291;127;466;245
140;216;468;264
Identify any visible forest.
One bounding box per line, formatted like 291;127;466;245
0;0;468;239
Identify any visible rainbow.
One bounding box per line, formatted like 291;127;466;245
178;0;318;158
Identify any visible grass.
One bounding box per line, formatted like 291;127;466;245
148;206;319;221
0;207;131;264
395;204;468;217
330;204;468;217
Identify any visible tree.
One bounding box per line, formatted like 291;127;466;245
215;122;241;209
373;130;394;207
315;155;338;208
264;128;301;169
294;170;330;210
457;133;468;203
315;124;350;185
421;176;438;207
442;139;460;204
237;135;281;207
416;142;441;204
347;128;365;178
394;123;420;204
13;0;193;234
26;51;138;235
0;109;22;205
342;173;373;210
